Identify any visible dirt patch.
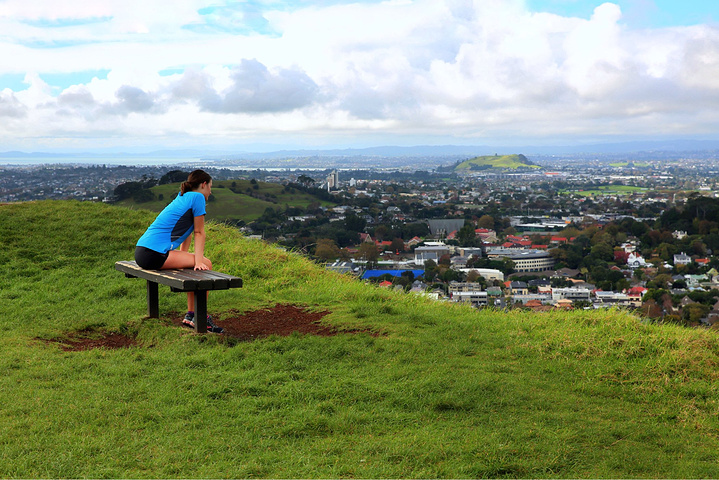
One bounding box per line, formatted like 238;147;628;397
169;303;379;341
42;327;138;352
42;305;376;351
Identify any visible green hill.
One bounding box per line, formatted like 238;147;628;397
3;200;719;477
117;179;335;223
455;154;540;171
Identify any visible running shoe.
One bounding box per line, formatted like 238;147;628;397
182;312;223;333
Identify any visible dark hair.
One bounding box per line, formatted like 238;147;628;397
180;170;212;195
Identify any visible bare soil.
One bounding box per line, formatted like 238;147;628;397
45;304;376;351
43;327;138;351
169;303;378;341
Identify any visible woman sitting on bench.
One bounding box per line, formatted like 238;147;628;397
134;169;222;333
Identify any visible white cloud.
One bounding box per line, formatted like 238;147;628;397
1;0;719;149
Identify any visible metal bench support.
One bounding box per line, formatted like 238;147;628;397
115;260;242;334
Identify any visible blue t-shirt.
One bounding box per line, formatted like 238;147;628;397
137;191;206;254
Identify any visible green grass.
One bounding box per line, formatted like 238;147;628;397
455;154;540;171
562;185;649;197
610;161;651;167
2;200;719;477
117;179;334;223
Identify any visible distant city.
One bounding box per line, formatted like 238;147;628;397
5;144;719;323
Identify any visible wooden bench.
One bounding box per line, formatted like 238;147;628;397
115;260;243;333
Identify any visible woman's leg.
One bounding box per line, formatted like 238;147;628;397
161;250;213;311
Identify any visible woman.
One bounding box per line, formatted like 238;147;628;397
135;169;223;333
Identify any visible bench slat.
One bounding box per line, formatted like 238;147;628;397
114;260;242;291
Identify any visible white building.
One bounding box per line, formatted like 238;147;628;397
626;253;647;269
456;268;505;282
594;291;632;306
511;293;552;305
552;288;592;303
414;245;450;264
487;249;554;272
449;291;488;307
674;252;691;265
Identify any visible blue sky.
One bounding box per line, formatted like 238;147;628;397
0;0;718;153
527;0;719;27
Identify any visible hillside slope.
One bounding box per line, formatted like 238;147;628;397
1;201;719;477
455;154;540;170
117;179;334;223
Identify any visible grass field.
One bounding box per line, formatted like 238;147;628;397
117;179;334;223
563;185;649;196
2;201;719;477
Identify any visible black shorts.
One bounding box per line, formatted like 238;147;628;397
135;246;169;270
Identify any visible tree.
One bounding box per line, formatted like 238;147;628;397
681;303;710;325
344;213;367;233
159;170;188;185
390;237;406;253
358;242;379;266
297;174;315;186
113;181;143;200
640;299;663;319
438;254;451;266
457;223;477;246
133;189;155;203
477;215;495;229
589;242;614;262
374;225;389;241
315;238;340;262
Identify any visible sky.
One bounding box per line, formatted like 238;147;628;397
1;0;719;153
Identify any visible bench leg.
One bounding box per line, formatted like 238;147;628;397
147;281;159;318
194;290;208;333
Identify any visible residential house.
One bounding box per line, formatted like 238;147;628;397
556;299;574;309
359;233;374;244
685;274;709;287
626;252;647;269
406;236;423;248
553;268;581;278
450;256;469;268
625;286;647;307
475;228;498;243
674;252;692;266
529;278;552;293
509;281;529;295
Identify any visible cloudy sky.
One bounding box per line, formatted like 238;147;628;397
1;0;719;152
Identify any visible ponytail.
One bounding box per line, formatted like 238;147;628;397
180;170;212;195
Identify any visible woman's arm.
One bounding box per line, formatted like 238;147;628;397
192;215;209;270
180;235;192;252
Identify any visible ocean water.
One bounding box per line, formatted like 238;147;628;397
0;156;204;167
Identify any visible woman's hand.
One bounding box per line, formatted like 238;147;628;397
194;260;210;271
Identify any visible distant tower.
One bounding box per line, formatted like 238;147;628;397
327;170;339;191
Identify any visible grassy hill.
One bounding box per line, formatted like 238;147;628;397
455;154;540;171
3;200;719;477
117;179;335;223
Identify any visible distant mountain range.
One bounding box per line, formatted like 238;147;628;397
2;139;719;160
